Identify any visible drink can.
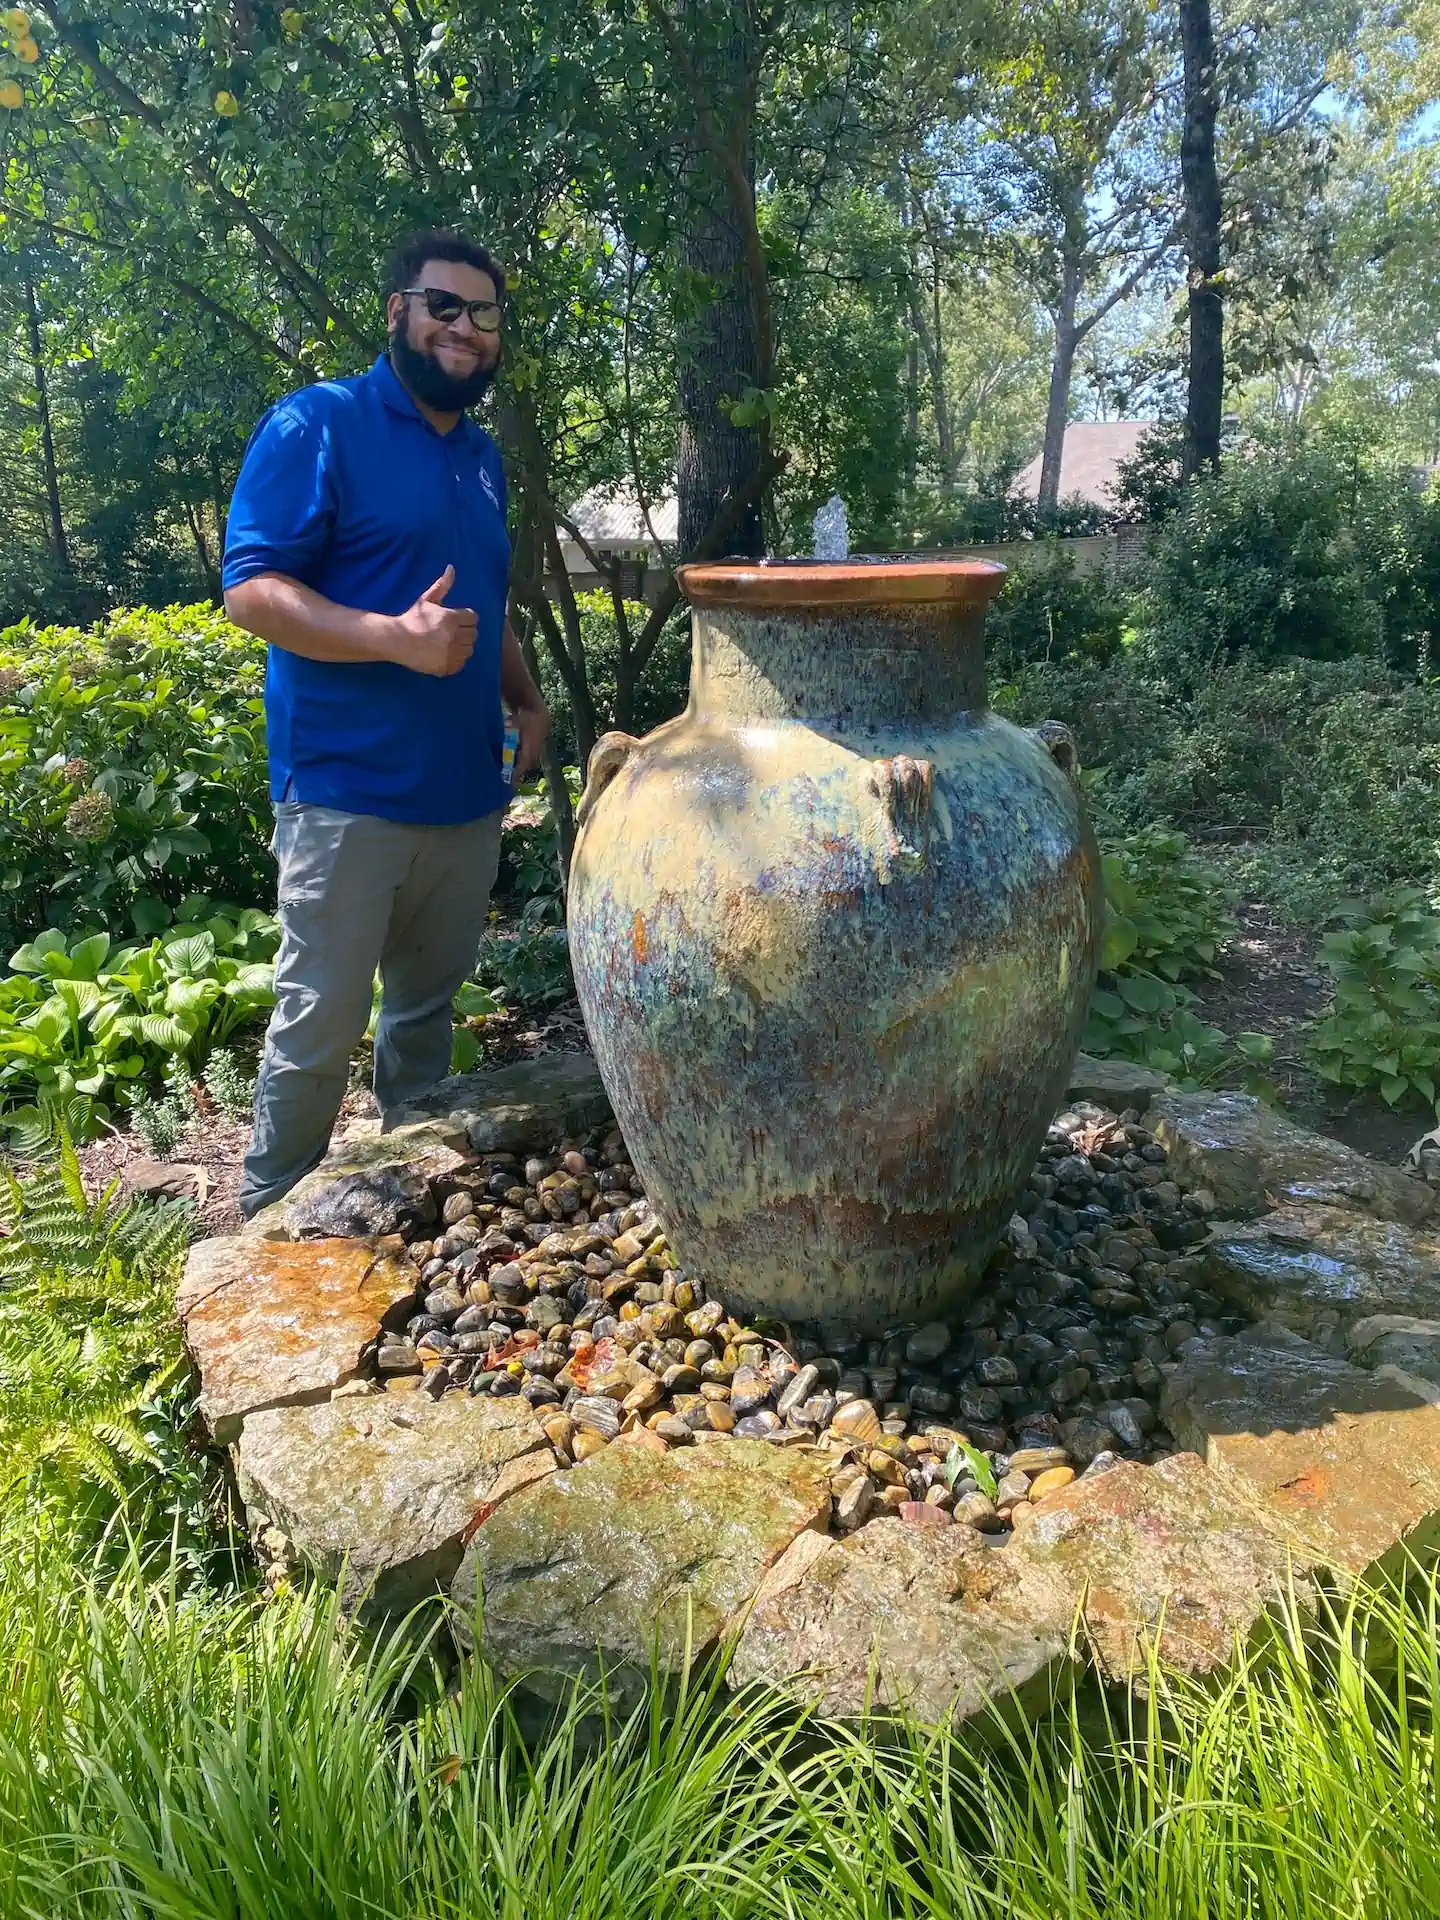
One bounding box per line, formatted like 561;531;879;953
501;724;520;788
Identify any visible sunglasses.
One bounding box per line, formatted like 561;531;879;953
400;286;503;332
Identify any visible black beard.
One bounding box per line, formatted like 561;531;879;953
389;322;495;412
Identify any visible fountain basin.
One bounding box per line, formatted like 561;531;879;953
566;559;1101;1331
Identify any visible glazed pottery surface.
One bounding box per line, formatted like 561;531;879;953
567;560;1101;1331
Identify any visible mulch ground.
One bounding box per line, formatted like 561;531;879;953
1191;899;1427;1167
76;999;591;1239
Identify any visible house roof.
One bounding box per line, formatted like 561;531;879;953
1011;421;1154;510
564;481;678;551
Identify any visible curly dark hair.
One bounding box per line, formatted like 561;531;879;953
383;228;506;303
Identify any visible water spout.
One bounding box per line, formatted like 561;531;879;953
811;493;849;563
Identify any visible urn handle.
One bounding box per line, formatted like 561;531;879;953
1034;720;1081;785
870;754;934;873
577;730;640;829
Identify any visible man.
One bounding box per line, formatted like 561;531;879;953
223;228;550;1218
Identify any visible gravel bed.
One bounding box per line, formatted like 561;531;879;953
363;1098;1236;1539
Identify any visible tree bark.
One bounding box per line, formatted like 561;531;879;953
673;3;766;557
23;278;70;575
1037;264;1081;516
1180;0;1224;477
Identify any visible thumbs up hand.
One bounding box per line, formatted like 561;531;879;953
389;565;478;676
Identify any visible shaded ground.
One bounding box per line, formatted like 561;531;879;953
1191;899;1426;1167
76;998;589;1239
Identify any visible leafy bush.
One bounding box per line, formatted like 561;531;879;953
1082;830;1269;1083
1307;889;1440;1111
474;896;576;1012
1274;681;1440;898
1135;435;1440;675
1100;656;1396;840
0;604;270;952
0;905;279;1141
534;591;691;767
984;547;1129;677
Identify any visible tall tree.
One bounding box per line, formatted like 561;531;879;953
1180;0;1224;474
963;0;1178;514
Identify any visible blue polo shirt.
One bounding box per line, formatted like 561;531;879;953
222;355;511;824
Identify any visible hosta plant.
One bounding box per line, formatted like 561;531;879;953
1307;889;1440;1110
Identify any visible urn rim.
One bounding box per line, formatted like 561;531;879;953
677;557;1008;610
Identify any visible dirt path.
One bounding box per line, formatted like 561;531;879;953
1191;900;1425;1166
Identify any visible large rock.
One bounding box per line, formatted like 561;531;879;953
728;1516;1078;1723
1349;1315;1440;1395
178;1236;415;1444
452;1439;830;1699
235;1394;554;1614
1066;1053;1171;1114
1162;1331;1440;1579
248;1128;468;1240
1206;1205;1440;1344
1015;1454;1315;1684
385;1052;612;1155
1149;1091;1434;1226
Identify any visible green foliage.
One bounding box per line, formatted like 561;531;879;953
475;897;576;1014
0;1137;191;1513
1083;830;1270;1084
535;594;691;769
1274;680;1440;898
6;1517;1440;1916
0;604;270;952
0;909;279;1140
202;1046;257;1122
1308;889;1440;1111
984;547;1129;677
1135;436;1440;674
129;1086;195;1158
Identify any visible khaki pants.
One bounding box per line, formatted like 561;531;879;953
238;801;503;1218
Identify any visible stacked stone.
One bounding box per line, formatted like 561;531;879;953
366;1101;1243;1539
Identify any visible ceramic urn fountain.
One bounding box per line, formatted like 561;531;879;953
566;553;1101;1332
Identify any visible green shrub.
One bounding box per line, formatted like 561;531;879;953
984;546;1129;677
475;896;575;1013
1082;830;1269;1083
0;604;270;953
1307;888;1440;1111
0;906;279;1141
535;592;691;768
1135;435;1440;675
1274;681;1440;898
1095;654;1399;839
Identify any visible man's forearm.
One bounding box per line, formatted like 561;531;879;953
499;621;547;712
225;572;402;664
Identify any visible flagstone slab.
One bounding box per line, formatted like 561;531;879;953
1149;1091;1434;1226
179;1235;415;1444
1161;1331;1440;1579
235;1393;553;1614
385;1051;612;1154
452;1439;831;1699
1066;1053;1171;1113
728;1516;1079;1723
247;1131;468;1240
1015;1453;1316;1684
1205;1204;1440;1344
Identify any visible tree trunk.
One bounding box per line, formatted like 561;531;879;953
1180;0;1224;477
1036;266;1080;517
674;4;765;557
23;278;70;574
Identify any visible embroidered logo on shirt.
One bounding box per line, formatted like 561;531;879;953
478;467;500;511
